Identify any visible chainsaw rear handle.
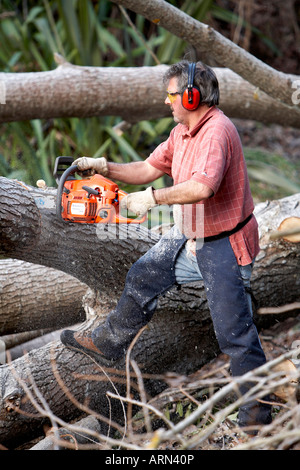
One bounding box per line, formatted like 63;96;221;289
53;156;76;184
56;164;79;221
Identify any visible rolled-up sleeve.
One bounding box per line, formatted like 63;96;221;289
146;128;175;177
190;134;228;195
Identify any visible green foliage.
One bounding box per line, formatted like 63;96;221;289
0;0;297;199
245;148;300;201
0;0;180;187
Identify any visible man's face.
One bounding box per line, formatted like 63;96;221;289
165;77;188;125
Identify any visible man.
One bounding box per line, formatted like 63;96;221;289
61;61;272;428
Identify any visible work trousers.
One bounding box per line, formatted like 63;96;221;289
92;225;271;426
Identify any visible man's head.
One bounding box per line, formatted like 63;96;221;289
163;60;219;111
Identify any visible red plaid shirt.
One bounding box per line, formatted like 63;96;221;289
147;106;259;265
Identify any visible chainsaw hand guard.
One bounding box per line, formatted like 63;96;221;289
55;157;146;225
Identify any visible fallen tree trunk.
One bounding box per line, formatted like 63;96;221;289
5;328;70;362
111;0;300;110
0;259;87;335
0;63;299;128
0;178;154;292
0;177;299;448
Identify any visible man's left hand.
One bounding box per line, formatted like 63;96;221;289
120;187;157;217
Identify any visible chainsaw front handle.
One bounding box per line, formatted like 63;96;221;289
56;164;79;221
114;189;147;224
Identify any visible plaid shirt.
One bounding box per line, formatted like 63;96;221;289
147;106;259;266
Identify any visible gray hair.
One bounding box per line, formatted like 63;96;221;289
163;60;219;107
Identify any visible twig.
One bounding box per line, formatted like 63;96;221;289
119;5;161;65
125;325;148;436
130;359;152;433
106;391;180;436
258;302;300;315
147;351;300;448
269;228;300;240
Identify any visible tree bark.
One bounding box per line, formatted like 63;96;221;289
29;415;104;450
0;64;299;128
0;177;155;292
0;175;300;448
0;259;87;335
110;0;300;110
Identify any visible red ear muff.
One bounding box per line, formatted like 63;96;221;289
182;87;201;110
181;63;201;111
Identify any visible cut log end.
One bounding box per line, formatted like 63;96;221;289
271;359;299;402
274;217;300;243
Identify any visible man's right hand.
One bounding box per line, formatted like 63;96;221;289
73;157;109;177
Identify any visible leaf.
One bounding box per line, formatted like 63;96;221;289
247;161;300;193
105;127;142;162
24;6;44;24
176;402;184;417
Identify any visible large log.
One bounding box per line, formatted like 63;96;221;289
0;64;299;128
0;259;87;335
0;178;154;292
110;0;299;110
0;177;299;448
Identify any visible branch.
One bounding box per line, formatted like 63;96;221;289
110;0;300;111
1;181;300;448
258;302;300;315
150;352;299;449
0;65;299;127
0;259;87;335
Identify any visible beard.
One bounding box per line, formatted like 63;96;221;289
172;109;186;125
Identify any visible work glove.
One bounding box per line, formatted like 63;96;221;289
73;157;109;177
120;187;157;217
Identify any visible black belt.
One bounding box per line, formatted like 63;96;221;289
203;214;253;243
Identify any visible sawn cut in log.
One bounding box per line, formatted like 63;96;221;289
0;177;299;448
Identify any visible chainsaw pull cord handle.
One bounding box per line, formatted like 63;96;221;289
56;164;78;221
82;185;100;196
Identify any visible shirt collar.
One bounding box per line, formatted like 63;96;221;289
181;106;219;138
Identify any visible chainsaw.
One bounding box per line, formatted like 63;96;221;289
54;156;146;224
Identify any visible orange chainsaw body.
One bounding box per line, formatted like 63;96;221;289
55;157;146;225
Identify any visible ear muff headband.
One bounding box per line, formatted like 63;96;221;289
181;63;201;111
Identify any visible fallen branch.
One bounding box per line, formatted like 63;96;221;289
144;352;300;450
0;259;87;335
269;217;300;242
110;0;300;110
258;303;300;315
0;63;299;127
29;351;300;450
